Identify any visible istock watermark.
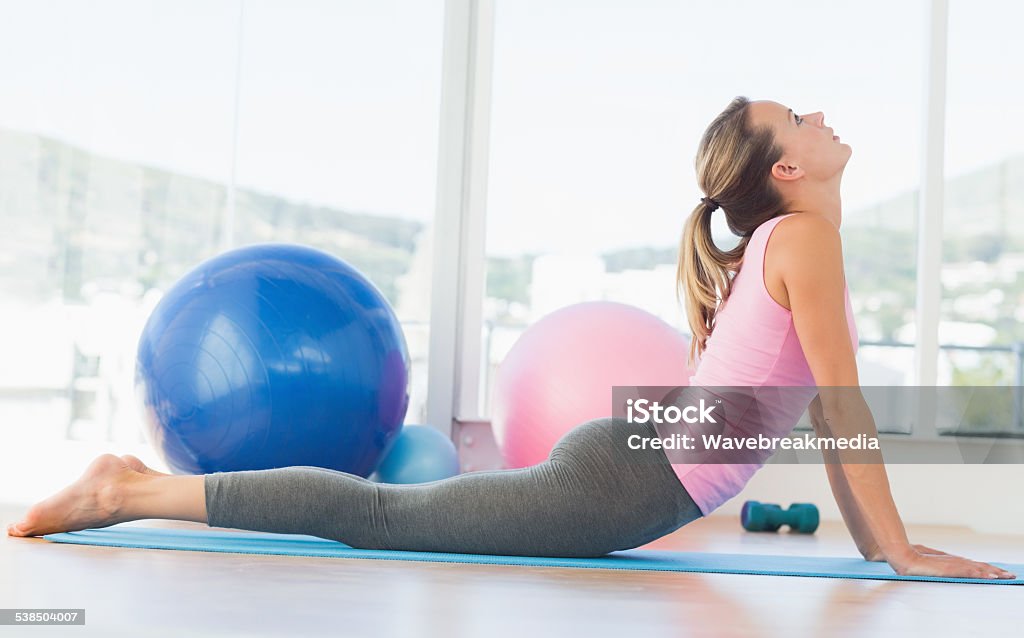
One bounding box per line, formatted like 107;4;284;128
626;431;880;452
610;385;1024;465
625;397;718;424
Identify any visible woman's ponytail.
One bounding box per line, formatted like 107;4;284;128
677;200;744;369
676;96;786;371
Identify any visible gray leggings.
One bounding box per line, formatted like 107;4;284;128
204;417;703;557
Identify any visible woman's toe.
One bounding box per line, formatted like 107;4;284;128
7;519;31;537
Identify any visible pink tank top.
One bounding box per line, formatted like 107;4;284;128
674;212;859;515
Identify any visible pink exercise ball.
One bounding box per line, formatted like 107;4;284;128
491;301;694;469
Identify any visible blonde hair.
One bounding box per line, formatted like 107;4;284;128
676;97;786;369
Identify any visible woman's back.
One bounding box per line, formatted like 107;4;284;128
673;212;859;514
690;212;858;387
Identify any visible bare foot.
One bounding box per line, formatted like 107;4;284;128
6;454;150;538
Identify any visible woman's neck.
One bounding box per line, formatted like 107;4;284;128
783;181;843;229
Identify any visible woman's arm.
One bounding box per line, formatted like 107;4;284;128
815;390;1012;578
770;215;909;557
808;394;886;560
809;395;959;561
810;390;914;563
815;419;966;565
774;214;1015;579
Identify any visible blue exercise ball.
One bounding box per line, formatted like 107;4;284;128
135;243;410;476
373;425;461;484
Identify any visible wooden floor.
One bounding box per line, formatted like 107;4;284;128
1;504;1021;637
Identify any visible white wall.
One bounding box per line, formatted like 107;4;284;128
716;463;1024;535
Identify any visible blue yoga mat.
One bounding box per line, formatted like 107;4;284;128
44;527;1023;585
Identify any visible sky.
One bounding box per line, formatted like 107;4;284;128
0;0;1020;258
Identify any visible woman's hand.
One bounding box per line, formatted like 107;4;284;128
864;543;959;562
885;544;1016;580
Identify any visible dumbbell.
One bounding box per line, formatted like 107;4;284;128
740;500;819;534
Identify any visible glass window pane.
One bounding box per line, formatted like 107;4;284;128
482;0;926;422
0;0;444;504
233;0;444;424
0;1;238;452
940;0;1024;434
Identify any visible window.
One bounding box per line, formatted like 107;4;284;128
229;0;444;424
0;1;444;501
939;0;1024;434
0;1;239;449
480;0;927;428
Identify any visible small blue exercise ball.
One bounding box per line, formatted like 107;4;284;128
373;425;461;484
135;244;410;475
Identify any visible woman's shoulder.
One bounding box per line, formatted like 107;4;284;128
768;212;846;284
768;212;839;241
761;213;845;310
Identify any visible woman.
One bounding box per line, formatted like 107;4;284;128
7;97;1014;580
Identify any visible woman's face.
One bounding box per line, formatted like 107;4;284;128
748;100;852;185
